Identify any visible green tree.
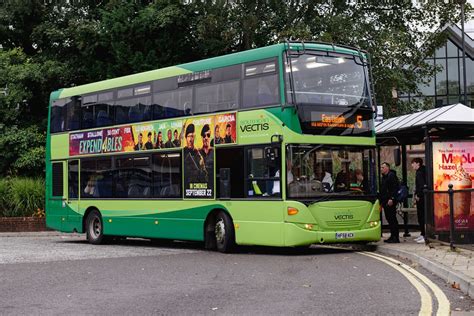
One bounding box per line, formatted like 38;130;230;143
0;0;471;178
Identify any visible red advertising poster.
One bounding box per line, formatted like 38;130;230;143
432;141;474;231
69;126;134;156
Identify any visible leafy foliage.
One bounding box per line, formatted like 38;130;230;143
0;125;46;176
0;0;471;177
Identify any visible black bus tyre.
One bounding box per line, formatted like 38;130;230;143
214;211;235;253
86;210;105;245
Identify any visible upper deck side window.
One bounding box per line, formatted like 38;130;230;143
243;60;280;108
284;53;370;108
50;58;282;134
82;91;115;129
51;97;81;133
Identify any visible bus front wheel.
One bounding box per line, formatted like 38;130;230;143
214;211;235;253
86;210;105;245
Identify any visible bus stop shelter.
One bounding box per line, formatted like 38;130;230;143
375;103;474;244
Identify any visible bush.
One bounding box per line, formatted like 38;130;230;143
0;177;45;217
0;178;10;216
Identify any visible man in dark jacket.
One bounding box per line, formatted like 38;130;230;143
380;162;400;243
411;158;426;243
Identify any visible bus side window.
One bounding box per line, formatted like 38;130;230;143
50;104;64;133
245;147;281;198
216;147;245;199
153;152;182;198
68;160;79;199
64;97;81;131
82;105;94;129
243;74;280;108
195;81;239;114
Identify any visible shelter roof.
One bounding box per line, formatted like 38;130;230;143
376;104;474;145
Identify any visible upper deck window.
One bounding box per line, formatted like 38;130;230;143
117;88;133;99
285;53;370;108
51;97;80;133
82;93;114;129
153;88;190;119
195;80;240;114
134;85;151;95
98;92;114;102
245;62;276;77
50;99;67;133
242;60;280;108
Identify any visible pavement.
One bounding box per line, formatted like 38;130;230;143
1;230;473;299
377;232;474;298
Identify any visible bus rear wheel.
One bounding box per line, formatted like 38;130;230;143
214;211;235;253
86;210;105;245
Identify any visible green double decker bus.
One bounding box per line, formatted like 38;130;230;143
46;42;381;252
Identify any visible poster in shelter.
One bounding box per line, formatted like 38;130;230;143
432;141;474;231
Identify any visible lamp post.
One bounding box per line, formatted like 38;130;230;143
460;0;468;106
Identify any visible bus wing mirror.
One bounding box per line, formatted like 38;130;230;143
271;134;283;145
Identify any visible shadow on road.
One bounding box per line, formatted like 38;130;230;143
58;234;377;256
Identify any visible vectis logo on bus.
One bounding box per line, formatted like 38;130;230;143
239;117;270;133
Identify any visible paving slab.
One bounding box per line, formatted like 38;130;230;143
377;232;474;298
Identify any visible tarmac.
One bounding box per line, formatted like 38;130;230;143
377;232;474;298
0;231;473;298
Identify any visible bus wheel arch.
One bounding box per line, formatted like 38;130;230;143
204;208;235;253
83;207;105;245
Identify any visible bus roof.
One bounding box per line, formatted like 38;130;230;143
57;42;366;99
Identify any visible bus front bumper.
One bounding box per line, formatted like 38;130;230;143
283;222;381;246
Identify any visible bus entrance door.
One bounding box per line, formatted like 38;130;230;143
65;160;81;231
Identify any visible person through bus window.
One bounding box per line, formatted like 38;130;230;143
350;169;366;192
313;163;333;192
84;175;97;197
335;160;351;192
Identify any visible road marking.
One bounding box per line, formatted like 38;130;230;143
360;251;432;315
362;252;451;315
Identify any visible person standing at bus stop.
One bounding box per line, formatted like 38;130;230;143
380;162;401;243
411;158;426;243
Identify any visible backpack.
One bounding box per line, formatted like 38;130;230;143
396;183;409;203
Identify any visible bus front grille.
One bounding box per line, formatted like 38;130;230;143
325;220;361;227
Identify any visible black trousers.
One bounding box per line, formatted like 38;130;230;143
417;199;425;237
384;203;399;240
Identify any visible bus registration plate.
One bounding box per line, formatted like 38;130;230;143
335;232;354;239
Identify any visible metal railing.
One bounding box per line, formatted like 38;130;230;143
424;184;474;250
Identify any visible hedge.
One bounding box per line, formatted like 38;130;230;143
0;178;45;217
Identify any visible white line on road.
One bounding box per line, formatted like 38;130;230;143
361;251;450;316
